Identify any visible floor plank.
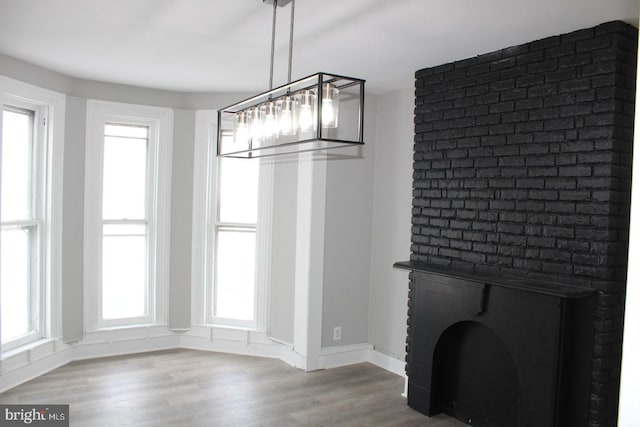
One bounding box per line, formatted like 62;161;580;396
0;349;466;426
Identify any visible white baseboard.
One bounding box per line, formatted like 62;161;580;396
318;343;374;369
179;326;281;359
368;348;406;377
1;327;408;394
0;339;72;394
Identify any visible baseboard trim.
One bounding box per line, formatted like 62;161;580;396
368;348;406;377
0;339;72;394
318;343;373;369
179;327;281;359
1;328;407;393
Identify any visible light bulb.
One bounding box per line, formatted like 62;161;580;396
263;101;278;138
299;105;314;131
250;107;263;146
321;83;339;128
278;96;297;135
322;99;335;125
234;111;250;145
297;89;316;132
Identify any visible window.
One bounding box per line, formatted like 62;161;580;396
101;123;149;320
191;112;272;330
1;106;42;349
85;101;172;330
211;147;259;324
0;77;65;352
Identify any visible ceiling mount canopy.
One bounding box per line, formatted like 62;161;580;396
217;0;365;158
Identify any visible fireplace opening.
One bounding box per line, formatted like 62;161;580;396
432;321;518;427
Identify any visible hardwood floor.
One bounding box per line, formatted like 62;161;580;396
0;349;466;426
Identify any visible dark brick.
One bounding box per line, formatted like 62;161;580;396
558;77;592;93
585;113;616;127
462;231;486;242
545;93;576;107
499;212;527;222
517;50;544;65
529;189;559;200
515;98;544;110
545;201;576;213
534;131;565;143
559;165;592;177
546;43;576;58
561;140;595;153
546;67;577;82
560;104;593;117
476;114;501;125
557;239;590;251
411;25;636;426
501;88;528;101
545;118;575;131
582;61;617;77
490;57;517;71
528;59;558;74
473;243;497;254
526;156;555;167
529;84;559;97
516;73;545;87
516;200;544;211
528;167;558;177
516;121;544;132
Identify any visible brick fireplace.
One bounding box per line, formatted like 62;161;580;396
403;21;637;426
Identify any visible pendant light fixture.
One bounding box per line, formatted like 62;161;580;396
217;0;365;158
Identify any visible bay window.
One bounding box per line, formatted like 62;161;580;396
0;78;64;353
84;101;172;330
192;112;272;331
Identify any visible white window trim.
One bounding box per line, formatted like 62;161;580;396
84;100;172;331
0;76;65;352
190;110;273;331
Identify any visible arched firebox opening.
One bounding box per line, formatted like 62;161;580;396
431;321;519;427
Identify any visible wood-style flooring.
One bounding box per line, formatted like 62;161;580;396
0;349;466;426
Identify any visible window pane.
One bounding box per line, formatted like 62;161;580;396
102;126;148;220
0;228;32;342
218;157;259;224
102;225;147;319
214;229;255;321
1;109;33;221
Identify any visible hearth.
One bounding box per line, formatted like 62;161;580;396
396;261;596;427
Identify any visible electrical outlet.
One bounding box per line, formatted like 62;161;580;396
333;326;342;341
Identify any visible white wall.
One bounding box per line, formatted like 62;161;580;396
268;157;298;344
367;88;414;359
169;109;196;330
321;97;377;348
61;96;86;342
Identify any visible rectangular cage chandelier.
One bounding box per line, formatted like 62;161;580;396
217;0;365;158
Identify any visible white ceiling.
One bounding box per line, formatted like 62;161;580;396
0;0;638;94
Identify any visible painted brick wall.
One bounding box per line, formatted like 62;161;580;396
411;21;637;427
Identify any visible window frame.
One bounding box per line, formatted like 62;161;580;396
191;111;273;331
84;100;172;331
0;76;65;353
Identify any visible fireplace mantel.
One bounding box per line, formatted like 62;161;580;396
394;261;596;299
396;262;597;426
